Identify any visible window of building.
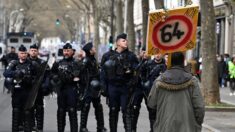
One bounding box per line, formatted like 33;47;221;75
10;38;19;43
23;38;32;43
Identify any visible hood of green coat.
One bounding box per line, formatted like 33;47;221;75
158;66;193;90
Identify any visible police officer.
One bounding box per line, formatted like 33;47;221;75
3;45;38;132
3;46;18;93
28;44;51;132
149;53;167;85
51;43;82;132
79;42;107;132
130;49;151;132
148;53;167;131
101;33;138;132
5;46;18;65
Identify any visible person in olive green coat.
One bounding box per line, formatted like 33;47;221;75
148;52;205;132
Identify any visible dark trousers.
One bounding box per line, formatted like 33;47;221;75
32;92;44;130
80;96;106;131
132;87;156;132
12;89;32;132
57;87;78;132
108;84;131;132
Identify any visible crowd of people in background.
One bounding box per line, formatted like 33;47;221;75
189;53;235;96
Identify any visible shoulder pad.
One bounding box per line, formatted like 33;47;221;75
104;59;116;68
9;60;18;65
82;57;89;65
7;60;18;69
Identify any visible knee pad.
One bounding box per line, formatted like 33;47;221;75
68;107;76;113
110;107;120;113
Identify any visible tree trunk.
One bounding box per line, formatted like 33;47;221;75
200;0;220;104
142;0;149;50
154;0;164;9
91;1;100;59
87;13;91;41
127;0;135;52
116;0;124;34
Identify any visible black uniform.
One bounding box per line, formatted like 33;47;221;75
29;57;51;131
4;52;38;131
79;42;107;132
131;57;167;132
51;43;82;132
101;46;139;132
3;49;18;93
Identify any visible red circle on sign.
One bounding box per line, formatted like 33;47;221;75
152;15;193;50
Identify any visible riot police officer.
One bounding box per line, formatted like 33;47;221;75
130;50;167;132
101;33;138;132
79;42;107;132
3;46;18;93
28;44;51;132
3;45;38;132
51;43;82;132
130;49;151;132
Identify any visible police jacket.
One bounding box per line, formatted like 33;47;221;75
3;59;38;89
51;57;82;87
102;49;138;85
148;58;167;85
82;55;99;80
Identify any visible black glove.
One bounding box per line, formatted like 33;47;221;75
100;83;108;97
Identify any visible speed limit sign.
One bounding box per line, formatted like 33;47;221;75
146;5;199;55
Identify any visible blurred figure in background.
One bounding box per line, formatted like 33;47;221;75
217;55;227;88
228;56;235;96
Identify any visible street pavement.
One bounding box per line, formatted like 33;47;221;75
0;71;234;131
202;87;235;132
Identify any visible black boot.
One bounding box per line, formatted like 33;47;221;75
36;105;44;131
31;108;37;131
18;110;24;131
131;106;140;132
94;103;107;132
123;110;132;132
24;110;32;132
109;107;119;132
80;103;90;132
148;107;156;132
68;108;78;132
57;108;66;132
12;108;20;132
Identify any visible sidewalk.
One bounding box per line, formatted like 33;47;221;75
203;87;235;132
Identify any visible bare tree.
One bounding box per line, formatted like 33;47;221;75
116;0;124;34
90;0;101;53
200;0;220;104
142;0;149;50
126;0;135;52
